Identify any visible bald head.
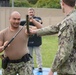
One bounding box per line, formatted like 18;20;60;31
9;11;21;29
10;11;21;18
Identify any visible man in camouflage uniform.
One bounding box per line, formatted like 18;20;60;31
0;11;35;75
29;0;76;75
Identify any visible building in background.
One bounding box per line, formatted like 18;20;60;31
0;0;10;7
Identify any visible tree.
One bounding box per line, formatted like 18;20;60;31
10;0;61;8
35;0;60;8
10;0;32;7
27;0;38;4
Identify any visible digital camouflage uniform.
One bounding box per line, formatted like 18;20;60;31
36;10;76;75
2;61;33;75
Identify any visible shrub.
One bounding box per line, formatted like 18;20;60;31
10;0;32;7
34;0;61;8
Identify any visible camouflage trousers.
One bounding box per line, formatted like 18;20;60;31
2;61;34;75
58;73;76;75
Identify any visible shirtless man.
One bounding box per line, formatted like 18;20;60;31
0;11;33;75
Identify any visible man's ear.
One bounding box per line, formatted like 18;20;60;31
62;0;65;6
60;0;65;9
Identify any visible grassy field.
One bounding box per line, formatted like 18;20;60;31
34;35;58;68
0;35;58;68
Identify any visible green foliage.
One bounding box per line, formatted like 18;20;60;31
35;0;61;8
10;0;32;7
9;0;61;8
14;1;32;7
27;0;38;4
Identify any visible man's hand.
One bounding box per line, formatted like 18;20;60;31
0;41;9;52
4;41;9;47
48;70;54;75
0;46;4;52
29;16;33;22
25;26;37;35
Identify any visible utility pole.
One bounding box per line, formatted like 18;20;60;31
12;0;14;7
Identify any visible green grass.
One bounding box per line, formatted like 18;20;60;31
0;35;58;68
34;35;58;68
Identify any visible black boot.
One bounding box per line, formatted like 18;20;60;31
38;68;43;72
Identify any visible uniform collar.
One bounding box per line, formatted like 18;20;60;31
66;9;76;17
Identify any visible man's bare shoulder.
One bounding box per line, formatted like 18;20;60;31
0;27;8;34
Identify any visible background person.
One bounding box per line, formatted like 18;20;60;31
20;8;43;72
